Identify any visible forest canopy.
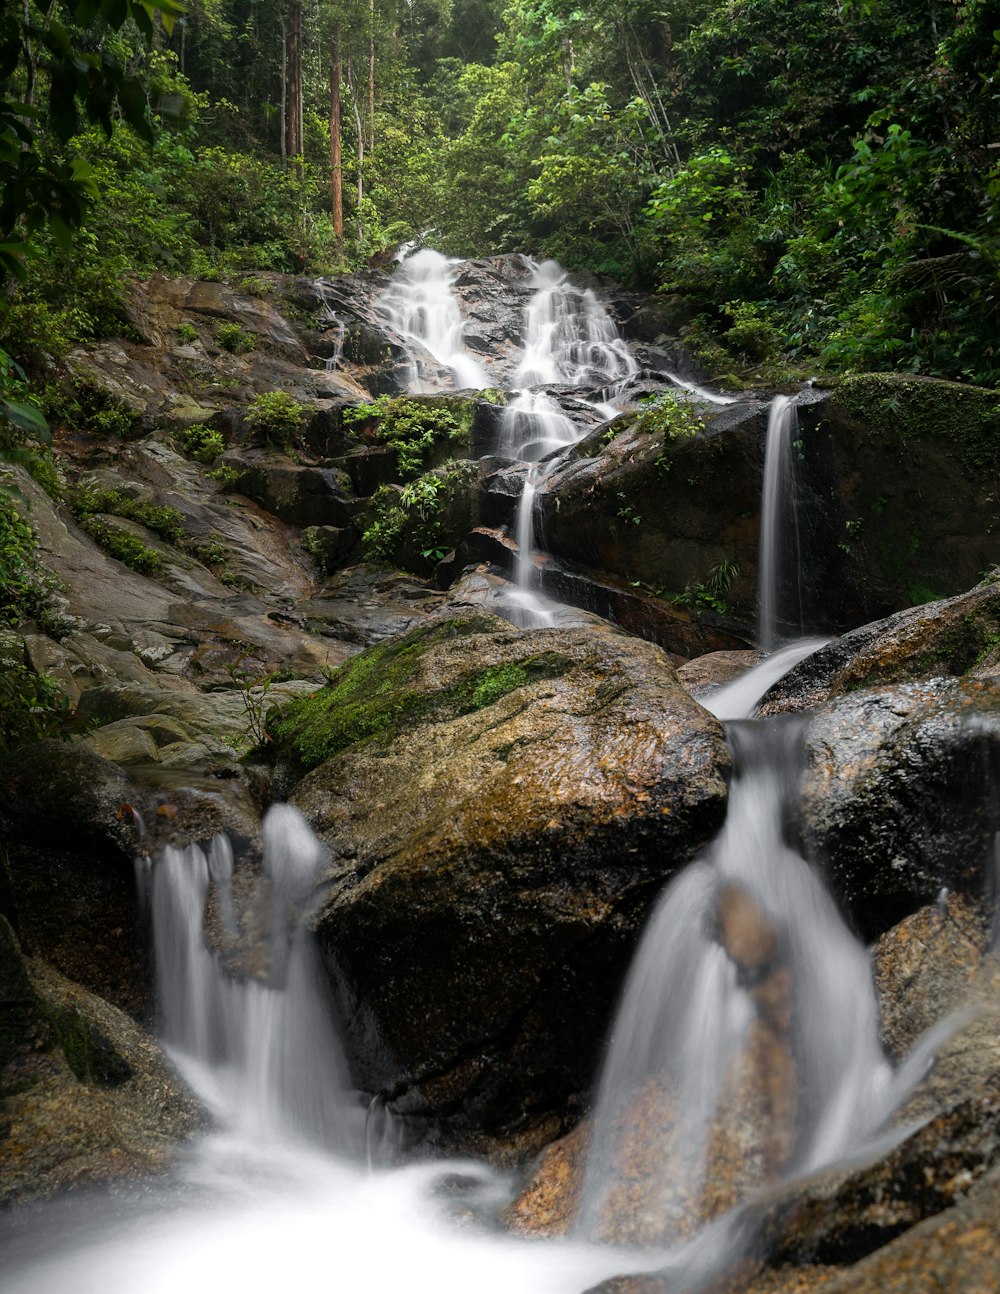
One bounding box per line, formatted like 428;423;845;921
1;0;998;387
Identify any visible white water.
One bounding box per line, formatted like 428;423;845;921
578;720;928;1248
663;372;739;406
376;248;489;392
702;637;829;721
758;395;803;650
515;259;639;397
497;263;639;628
5;805;640;1294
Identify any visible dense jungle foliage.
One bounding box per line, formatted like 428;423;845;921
0;0;998;393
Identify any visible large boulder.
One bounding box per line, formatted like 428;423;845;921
794;374;1000;626
538;402;769;628
274;613;731;1151
0;917;201;1206
798;677;1000;936
760;577;1000;716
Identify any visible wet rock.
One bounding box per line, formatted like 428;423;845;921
284;614;731;1148
763;1078;1000;1269
221;452;360;529
538;560;752;659
678;649;766;699
0;944;202;1207
760;578;1000;716
871;893;988;1061
505;1121;589;1237
794;374;1000;628
539;399;768;630
799;678;1000;934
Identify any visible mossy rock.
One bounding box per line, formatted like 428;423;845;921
760;576;1000;716
266;614;574;772
291;615;731;1150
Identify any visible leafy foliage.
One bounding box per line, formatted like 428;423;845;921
344;395;469;478
243;391;309;447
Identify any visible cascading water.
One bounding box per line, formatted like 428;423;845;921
577;720;935;1257
757;395;804;651
138;805;363;1150
515;259;639;398
377;248;489;392
5;806;637;1294
497;262;640;627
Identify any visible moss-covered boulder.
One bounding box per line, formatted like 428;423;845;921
278;614;731;1152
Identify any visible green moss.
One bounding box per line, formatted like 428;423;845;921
78;516;163;574
265;619;573;770
72;485;187;545
833;373;1000;475
38;999;132;1087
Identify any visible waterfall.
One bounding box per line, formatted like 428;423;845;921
141;804;363;1152
495;263;640;627
757;395;804;650
376;248;489;392
515;259;639;398
577;719;924;1250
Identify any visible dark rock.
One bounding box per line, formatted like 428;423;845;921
799;678;1000;936
760;578;1000;716
221;453;359;528
287;615;731;1149
539;558;753;659
539;399;769;630
793;375;1000;627
764;1079;1000;1267
302;524;361;576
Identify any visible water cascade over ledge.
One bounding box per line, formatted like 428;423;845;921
376;247;489;392
577;720;935;1253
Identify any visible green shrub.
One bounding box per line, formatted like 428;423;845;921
176;322;199;344
343;395;469;478
362;462;475;573
72;485;187;545
215;322;256;354
78;516;163;574
234;276;274;298
0;497;62;628
175;422;225;463
244;391;309;447
0;659;72;752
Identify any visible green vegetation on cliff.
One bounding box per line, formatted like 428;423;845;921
1;1;997;400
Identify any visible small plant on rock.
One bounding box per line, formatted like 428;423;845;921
215;322;256;354
175;422;225;463
244;390;309;449
343;395;467;478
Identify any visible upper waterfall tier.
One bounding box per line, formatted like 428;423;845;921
375;248;491;392
513;259;639;394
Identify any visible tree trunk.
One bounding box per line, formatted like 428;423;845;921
279;6;287;163
286;0;303;160
352;90;365;249
368;0;376;153
331;29;344;257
